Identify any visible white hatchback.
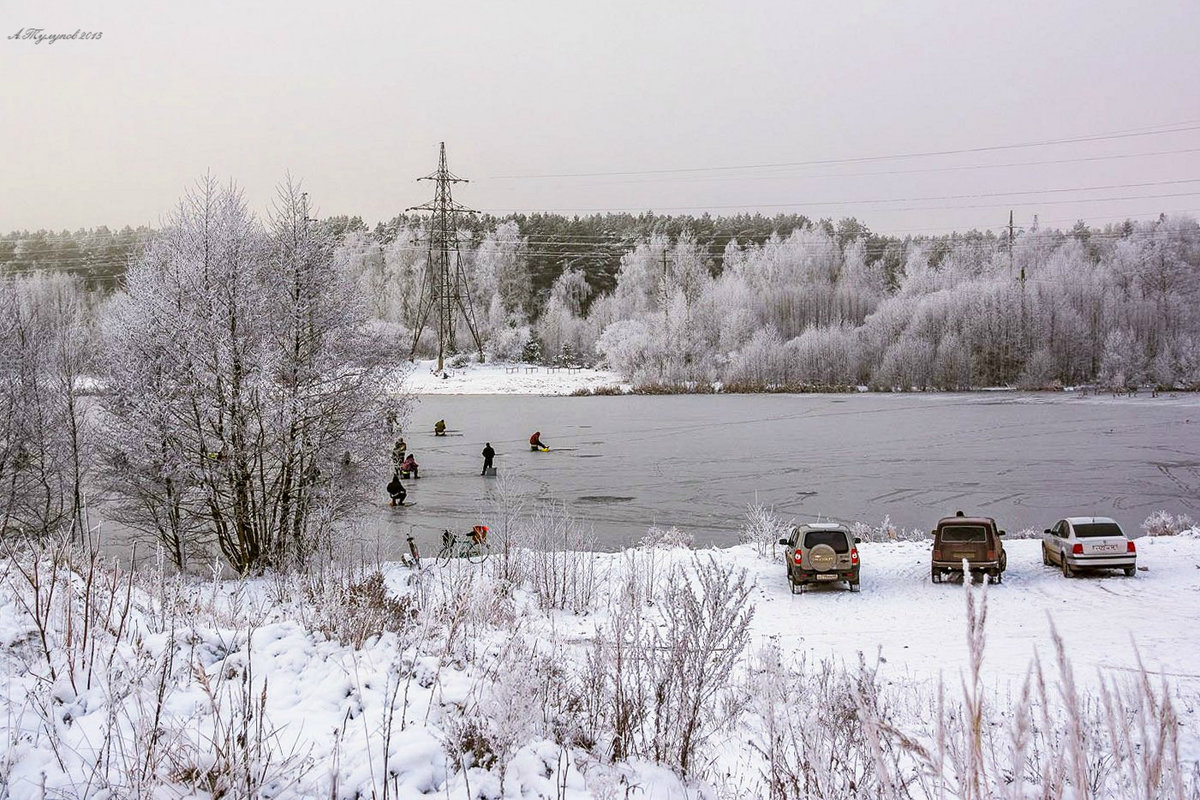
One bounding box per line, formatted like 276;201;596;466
1042;516;1137;578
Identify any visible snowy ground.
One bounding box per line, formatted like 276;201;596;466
405;359;624;395
3;531;1198;798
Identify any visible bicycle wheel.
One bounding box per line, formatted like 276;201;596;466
435;545;453;567
466;542;487;564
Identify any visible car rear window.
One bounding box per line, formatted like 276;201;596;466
804;530;849;552
1073;522;1124;538
939;525;988;543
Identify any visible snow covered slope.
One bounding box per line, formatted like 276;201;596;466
2;533;1197;797
405;359;624;395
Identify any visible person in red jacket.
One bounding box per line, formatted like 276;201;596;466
400;453;419;478
529;431;548;451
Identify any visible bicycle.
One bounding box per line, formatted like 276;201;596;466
434;525;491;567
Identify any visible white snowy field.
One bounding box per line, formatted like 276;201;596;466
3;531;1198;798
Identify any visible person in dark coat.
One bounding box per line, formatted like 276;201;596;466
387;472;406;505
481;443;495;475
434;419;447;436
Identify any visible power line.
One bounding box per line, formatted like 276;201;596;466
568;147;1200;187
486;121;1200;180
477;179;1200;214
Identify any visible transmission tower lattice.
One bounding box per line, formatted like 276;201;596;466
407;142;483;371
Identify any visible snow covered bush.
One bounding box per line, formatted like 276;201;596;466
740;502;791;557
1142;510;1197;537
747;645;907;799
589;557;753;776
524;502;600;614
638;525;694;550
296;565;415;649
851;515;927;542
485;320;530;363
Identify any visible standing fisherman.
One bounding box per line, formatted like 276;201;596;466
481;442;496;475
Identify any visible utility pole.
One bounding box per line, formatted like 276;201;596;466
660;247;670;313
1007;210;1024;287
407;143;484;371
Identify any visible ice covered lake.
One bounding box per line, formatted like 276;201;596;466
373;391;1200;556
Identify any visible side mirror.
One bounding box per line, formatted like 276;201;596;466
998;530;1006;537
853;537;862;544
1043;528;1052;534
777;538;790;546
930;530;937;537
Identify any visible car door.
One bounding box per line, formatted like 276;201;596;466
783;528;799;571
1046;520;1066;563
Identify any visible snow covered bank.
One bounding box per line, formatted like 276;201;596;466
3;531;1198;798
405;359;625;395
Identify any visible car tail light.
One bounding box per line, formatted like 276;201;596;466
851;548;859;565
793;551;802;565
932;549;941;560
986;549;995;560
1072;543;1083;555
1127;541;1136;553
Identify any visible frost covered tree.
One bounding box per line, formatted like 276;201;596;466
467;221;532;360
537;268;592;366
0;274;92;539
100;177;401;572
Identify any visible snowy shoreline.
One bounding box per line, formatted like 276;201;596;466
4;531;1198;798
404;359;1200;399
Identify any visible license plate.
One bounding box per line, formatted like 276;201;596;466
815;574;838;581
1094;544;1120;552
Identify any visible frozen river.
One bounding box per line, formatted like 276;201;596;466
372;391;1200;555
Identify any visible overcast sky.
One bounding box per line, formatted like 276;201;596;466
3;0;1199;235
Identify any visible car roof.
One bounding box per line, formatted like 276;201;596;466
1064;516;1119;526
936;516;995;527
796;522;848;531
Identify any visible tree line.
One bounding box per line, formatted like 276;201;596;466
332;212;1199;391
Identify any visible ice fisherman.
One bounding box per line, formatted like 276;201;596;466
529;431;547;451
400;453;420;479
434;419;447;436
392;437;406;470
386;472;407;506
481;442;495;475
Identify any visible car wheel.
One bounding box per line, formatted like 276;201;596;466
790;580;799;595
1042;545;1051;566
931;567;940;584
1124;566;1136;577
1061;558;1073;578
993;570;1003;585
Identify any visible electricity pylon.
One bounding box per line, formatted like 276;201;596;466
407;143;483;371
